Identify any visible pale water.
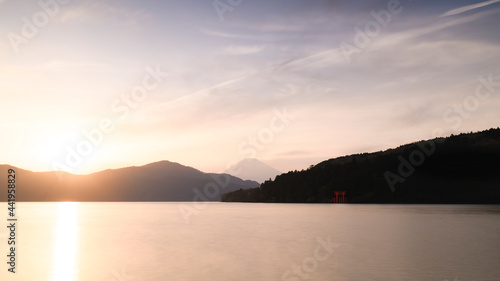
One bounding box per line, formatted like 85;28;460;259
0;203;499;281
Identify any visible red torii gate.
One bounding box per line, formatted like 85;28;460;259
333;191;347;203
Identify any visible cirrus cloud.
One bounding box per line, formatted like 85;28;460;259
223;45;265;55
441;0;500;17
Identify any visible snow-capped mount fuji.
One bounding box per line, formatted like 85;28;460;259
224;158;282;184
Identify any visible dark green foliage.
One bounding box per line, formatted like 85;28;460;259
221;128;500;204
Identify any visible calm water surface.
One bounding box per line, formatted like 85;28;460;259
0;203;499;281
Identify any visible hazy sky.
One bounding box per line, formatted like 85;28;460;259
1;0;499;174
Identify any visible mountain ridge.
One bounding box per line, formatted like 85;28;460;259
222;128;500;204
0;160;259;202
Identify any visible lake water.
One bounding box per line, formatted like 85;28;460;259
0;203;499;281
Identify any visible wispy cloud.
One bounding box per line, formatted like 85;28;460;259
200;28;265;40
231;21;307;32
255;23;305;32
276;48;346;70
441;0;500;17
150;76;246;112
279;7;500;71
59;2;151;26
2;0;500;174
40;61;109;70
223;45;264;55
370;8;500;62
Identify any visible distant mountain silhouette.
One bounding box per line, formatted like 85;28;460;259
222;128;500;204
0;161;259;202
224;158;281;183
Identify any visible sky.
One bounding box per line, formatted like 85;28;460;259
0;0;499;175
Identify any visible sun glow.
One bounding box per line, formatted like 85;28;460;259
41;131;81;173
52;202;78;281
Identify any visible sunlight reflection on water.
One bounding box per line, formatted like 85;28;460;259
0;203;499;281
51;202;78;281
